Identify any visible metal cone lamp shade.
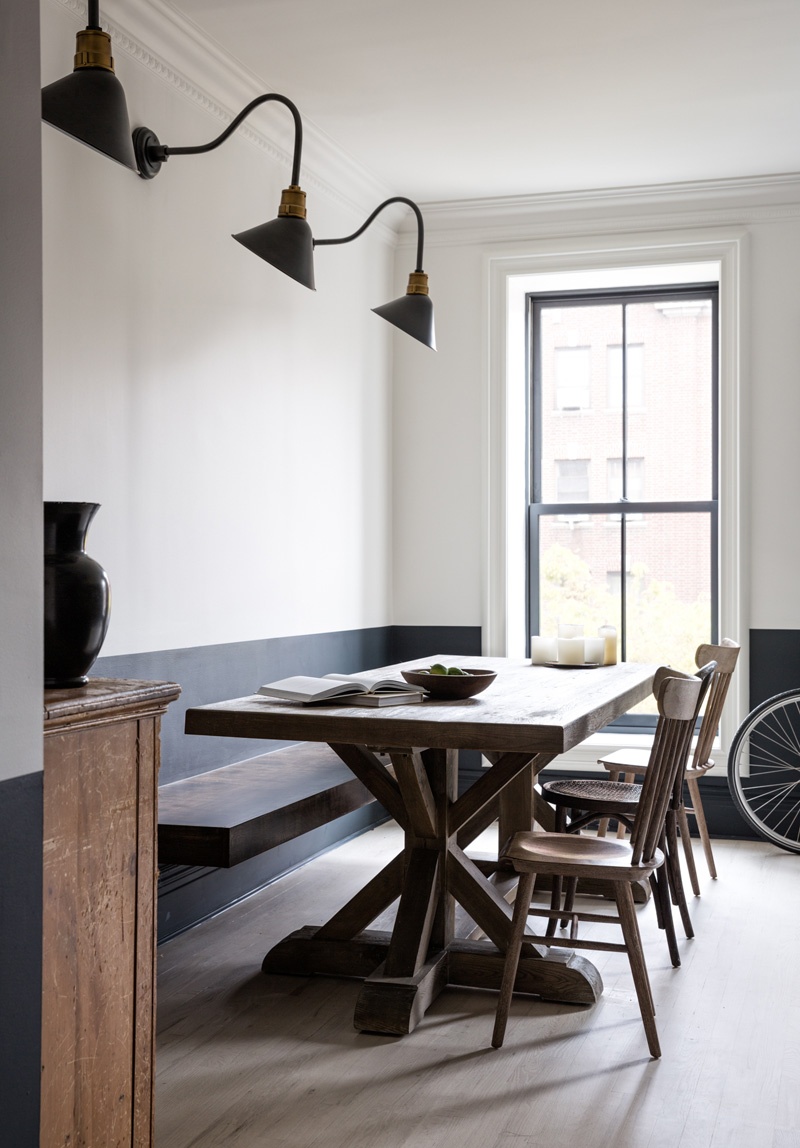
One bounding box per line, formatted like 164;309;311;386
372;274;436;350
42;23;137;172
315;199;437;349
232;187;316;290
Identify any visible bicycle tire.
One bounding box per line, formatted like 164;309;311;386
727;688;800;854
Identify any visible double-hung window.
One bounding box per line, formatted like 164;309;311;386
528;284;719;722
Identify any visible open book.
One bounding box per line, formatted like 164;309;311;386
256;673;424;706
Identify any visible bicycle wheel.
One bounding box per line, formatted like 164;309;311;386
727;688;800;854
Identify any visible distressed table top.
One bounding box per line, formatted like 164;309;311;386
184;656;656;755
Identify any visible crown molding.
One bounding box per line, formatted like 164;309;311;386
47;0;396;240
396;172;800;248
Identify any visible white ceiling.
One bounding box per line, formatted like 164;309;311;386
166;0;800;204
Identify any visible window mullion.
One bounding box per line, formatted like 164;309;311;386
622;302;628;499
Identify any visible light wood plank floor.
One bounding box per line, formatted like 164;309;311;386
156;823;800;1148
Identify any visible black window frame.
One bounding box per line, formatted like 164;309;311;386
526;282;719;731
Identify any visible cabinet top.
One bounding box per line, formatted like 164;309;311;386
44;677;181;730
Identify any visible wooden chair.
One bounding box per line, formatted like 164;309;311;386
491;669;705;1059
539;662;716;965
595;639;740;892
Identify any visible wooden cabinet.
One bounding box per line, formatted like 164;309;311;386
41;678;180;1148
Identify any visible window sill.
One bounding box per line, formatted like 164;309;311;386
534;730;723;774
549;730;654;772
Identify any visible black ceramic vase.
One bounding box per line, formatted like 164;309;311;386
44;501;111;688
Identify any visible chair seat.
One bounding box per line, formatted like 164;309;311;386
504;830;663;881
597;747;651;771
599;747;715;782
686;757;715;780
542;777;642;811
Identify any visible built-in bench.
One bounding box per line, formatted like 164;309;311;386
158;742;380;869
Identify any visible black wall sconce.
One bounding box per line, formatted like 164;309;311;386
41;2;436;346
316;198;436;350
133;95;315;291
41;0;137;171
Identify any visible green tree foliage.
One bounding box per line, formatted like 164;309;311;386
539;544;710;712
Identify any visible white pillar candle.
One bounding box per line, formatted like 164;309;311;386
584;637;605;665
599;625;618;666
530;635;558;665
558;637;585;665
558;623;584;639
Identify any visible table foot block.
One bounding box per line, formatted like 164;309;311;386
448;939;603;1005
353;950;449;1036
262;925;391;978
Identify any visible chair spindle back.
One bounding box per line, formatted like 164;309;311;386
692;638;741;771
629;664;715;866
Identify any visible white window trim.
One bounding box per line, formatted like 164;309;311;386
484;231;748;764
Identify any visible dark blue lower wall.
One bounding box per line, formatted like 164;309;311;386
0;771;42;1144
94;626;791;941
96;625;483;941
96;625;483;786
750;629;800;706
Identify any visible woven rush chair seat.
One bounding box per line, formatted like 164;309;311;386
543;776;642;817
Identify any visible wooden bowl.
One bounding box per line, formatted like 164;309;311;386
401;668;497;700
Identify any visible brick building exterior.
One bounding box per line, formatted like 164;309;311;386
534;294;715;665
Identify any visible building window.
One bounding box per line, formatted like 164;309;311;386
556;459;590;502
554;346;591;410
607;570;636;597
529;284;719;723
607;343;644;408
607;456;644;520
556;459;590;522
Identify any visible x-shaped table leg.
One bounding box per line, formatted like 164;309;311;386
262;743;603;1034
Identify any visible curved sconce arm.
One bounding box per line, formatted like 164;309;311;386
42;3;433;323
314;197;436;350
131;93;315;290
133;93;303;184
314;196;425;273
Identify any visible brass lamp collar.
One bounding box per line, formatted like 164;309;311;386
74;28;115;72
277;187;307;220
406;272;429;296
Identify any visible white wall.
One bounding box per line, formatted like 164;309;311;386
42;0;397;657
391;242;486;627
747;219;800;621
392;178;800;644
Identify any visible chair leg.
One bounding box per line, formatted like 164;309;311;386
677;801;701;896
492;871;536;1049
614;881;661;1058
597;769;620;836
649;870;665;929
687;776;717;879
560;876;577;930
665;812;694;940
546;876;562;937
615;772;636;839
652;863;681;968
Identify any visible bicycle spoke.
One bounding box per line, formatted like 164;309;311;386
772;701;800;756
747;725;800;767
729;691;800;854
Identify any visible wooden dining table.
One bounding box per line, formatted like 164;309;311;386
184;655;655;1035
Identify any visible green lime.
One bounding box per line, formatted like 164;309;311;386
447;666;466;676
430;663;447;675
